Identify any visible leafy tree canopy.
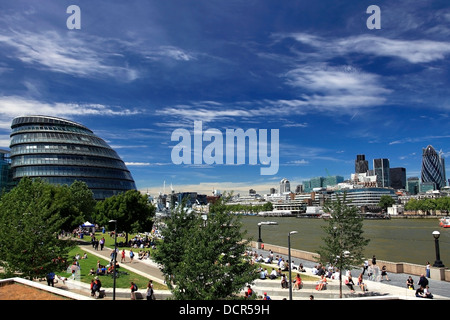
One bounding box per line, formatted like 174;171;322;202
378;194;396;211
316;193;370;297
93;189;155;242
153;195;258;300
0;177;75;279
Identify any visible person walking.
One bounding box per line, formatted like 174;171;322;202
92;276;102;298
146;280;155;300
426;261;431;278
121;249;126;263
417;274;428;288
362;259;369;276
381;265;390;281
130;281;138;300
46;272;55;287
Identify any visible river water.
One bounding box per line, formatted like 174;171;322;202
240;216;450;266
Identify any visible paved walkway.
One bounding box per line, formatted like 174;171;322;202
59;242;167;300
252;246;450;300
63;242;449;300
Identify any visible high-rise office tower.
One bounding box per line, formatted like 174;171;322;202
421;145;446;190
373;158;390;188
355;154;369;174
280;178;290;193
407;177;420;195
390;167;406;190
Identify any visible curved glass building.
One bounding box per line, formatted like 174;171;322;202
421;145;446;190
9;115;136;200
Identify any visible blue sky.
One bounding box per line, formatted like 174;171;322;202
0;0;449;195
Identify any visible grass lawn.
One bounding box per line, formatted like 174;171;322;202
58;233;167;290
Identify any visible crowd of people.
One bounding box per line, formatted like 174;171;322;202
247;250;333;292
247;250;440;298
412;274;434;299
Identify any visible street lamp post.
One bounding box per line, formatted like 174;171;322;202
288;231;298;301
432;231;445;268
109;219;118;300
257;221;278;243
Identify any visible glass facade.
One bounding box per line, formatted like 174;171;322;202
0;149;11;192
332;187;397;208
421;145;446;190
302;176;344;192
373;158;390;188
9;115;136;200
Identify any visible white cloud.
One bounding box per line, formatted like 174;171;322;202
282;64;390;111
286;159;309;166
0;30;139;80
389;135;450;145
288;32;450;64
0;96;141;120
145;46;195;61
125;162;151;166
156;106;254;123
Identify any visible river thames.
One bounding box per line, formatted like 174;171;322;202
240;216;450;266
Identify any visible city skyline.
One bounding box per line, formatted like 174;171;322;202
0;1;449;196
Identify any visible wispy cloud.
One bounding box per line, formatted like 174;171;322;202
281;64;390;111
144;46;196;61
0;28;195;82
0;96;141;120
285;159;309;166
389;135;450;145
0;30;140;80
284;33;450;64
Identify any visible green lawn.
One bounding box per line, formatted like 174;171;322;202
57;233;166;290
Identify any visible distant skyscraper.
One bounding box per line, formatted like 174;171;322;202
355;154;369;174
373;158;390;188
407;177;420;195
390;167;406;190
0;149;11;192
280;178;290;193
421;145;446;190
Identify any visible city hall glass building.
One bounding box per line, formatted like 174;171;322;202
9;115;136;200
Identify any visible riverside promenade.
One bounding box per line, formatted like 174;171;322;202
62;241;450;300
251;243;450;300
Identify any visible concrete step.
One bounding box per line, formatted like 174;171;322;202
246;279;387;300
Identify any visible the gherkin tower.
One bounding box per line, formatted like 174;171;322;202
421;145;446;190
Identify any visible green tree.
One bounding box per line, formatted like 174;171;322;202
153;196;258;300
0;178;73;279
316;193;370;298
94;189;155;242
262;201;273;211
405;198;420;211
67;180;97;226
378;194;396;212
